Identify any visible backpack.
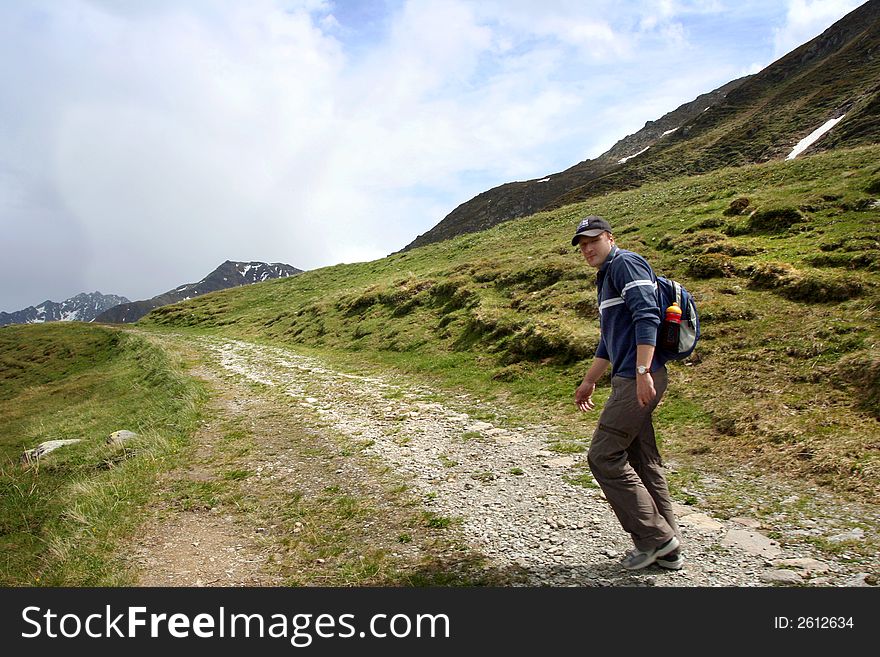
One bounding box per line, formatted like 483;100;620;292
656;276;700;360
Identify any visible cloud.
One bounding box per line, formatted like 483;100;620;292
0;0;866;312
772;0;864;58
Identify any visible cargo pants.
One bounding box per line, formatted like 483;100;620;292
587;368;680;552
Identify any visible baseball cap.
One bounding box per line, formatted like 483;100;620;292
571;215;612;245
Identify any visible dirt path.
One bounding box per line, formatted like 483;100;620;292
126;334;878;587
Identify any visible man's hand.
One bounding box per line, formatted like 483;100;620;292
575;380;596;412
636;372;657;407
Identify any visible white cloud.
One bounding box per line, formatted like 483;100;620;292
0;0;867;311
773;0;864;58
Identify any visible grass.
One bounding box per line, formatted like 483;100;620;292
0;323;205;585
4;143;879;585
141;144;880;504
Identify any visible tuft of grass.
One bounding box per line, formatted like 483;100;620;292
548;441;586;454
422;512;454;529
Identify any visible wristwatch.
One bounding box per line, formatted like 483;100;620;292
636;365;650;375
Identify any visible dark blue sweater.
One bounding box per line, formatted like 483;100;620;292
595;246;665;378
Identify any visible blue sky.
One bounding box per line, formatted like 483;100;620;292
0;0;866;312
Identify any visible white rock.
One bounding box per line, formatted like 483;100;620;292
544;456;576;468
761;569;802;585
722;528;782;558
106;430;139;447
21;439;82;463
828;528;865;543
731;517;762;529
773;558;830;575
679;512;724;532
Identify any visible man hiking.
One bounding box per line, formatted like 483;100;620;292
572;215;682;571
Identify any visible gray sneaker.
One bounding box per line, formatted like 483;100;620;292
656;549;684;570
620;536;680;571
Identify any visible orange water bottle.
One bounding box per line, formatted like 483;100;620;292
660;302;682;350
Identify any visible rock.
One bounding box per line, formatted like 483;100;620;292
679;512;724;532
544;456;575;468
827;528;865;543
843;573;875;587
722;528;782;558
20;439;82;464
671;502;694;516
730;517;762;529
773;558;830;575
106;430;139;447
761;569;802;585
465;422;493;432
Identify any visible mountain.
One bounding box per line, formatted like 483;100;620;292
403;0;880;251
94;260;303;324
0;292;130;327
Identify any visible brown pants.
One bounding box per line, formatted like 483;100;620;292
587;369;679;552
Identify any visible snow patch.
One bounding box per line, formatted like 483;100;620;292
661;127;679;137
786;115;845;160
536;177;551;183
618;146;650;164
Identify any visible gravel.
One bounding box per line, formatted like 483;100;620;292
202;337;875;587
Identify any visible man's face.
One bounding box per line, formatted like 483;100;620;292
577;232;614;268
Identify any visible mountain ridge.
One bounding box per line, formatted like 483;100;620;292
94;260;303;324
0;291;130;327
402;0;880;251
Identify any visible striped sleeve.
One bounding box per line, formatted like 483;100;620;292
613;253;661;345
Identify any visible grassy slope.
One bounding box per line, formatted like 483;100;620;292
141;145;880;503
0;323;204;585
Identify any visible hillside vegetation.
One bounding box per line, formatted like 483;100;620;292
0;323;204;584
406;1;880;250
142;145;880;504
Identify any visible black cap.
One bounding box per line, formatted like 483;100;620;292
571;215;612;245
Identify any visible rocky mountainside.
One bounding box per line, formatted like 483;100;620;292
0;292;130;326
94;261;303;324
403;0;880;251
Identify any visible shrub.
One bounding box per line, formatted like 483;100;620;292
722;197;751;216
722;221;752;237
496;262;573;291
807;252;880;271
854;198;880;212
745;261;798;290
431;278;478;313
780;271;864;303
683;217;726;233
501;323;594;365
492;363;529;381
832;352;880;418
338;286;382;316
745;262;864;302
704;242;761;257
747;206;805;233
686;253;737;279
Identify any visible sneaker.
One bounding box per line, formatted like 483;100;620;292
655;549;684;570
620;536;680;571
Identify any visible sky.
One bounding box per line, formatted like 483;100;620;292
0;0;867;312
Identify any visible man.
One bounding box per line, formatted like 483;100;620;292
572;215;682;571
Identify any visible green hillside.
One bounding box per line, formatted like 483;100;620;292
0;323;204;585
142;145;880;503
406;2;880;251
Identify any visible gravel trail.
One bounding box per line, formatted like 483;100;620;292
200;337;875;587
